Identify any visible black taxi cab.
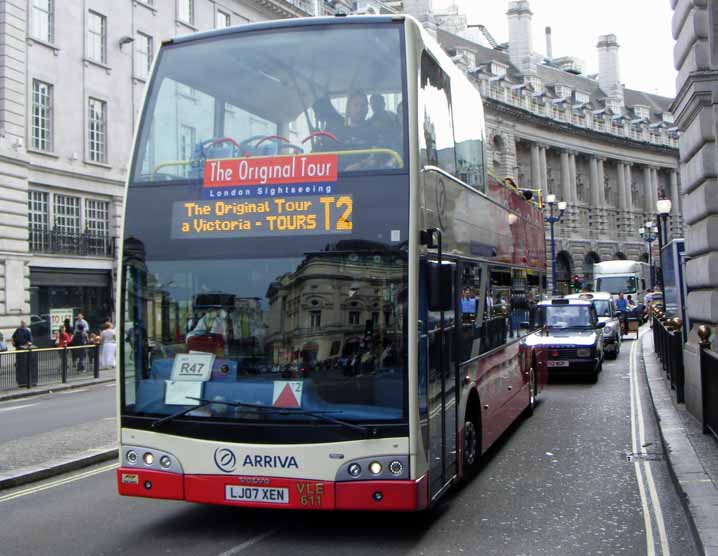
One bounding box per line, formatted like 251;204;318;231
524;298;605;383
565;292;622;359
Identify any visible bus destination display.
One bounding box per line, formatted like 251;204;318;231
171;195;353;239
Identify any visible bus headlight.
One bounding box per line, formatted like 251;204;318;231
159;455;172;469
126;450;138;465
143;452;155;466
348;463;362;477
369;461;383;475
389;460;403;476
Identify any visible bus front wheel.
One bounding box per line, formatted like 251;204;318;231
461;410;481;481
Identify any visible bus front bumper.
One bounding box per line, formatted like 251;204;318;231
117;468;429;511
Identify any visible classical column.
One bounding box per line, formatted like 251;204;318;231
539;145;548;199
530;143;541;192
669;169;681;235
651;167;660;213
568;151;578;204
617;161;627;238
643;166;653;213
589;156;600;207
560;150;571;203
596;157;606;234
624;163;634;233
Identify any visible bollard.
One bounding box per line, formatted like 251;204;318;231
61;347;68;383
94;345;100;378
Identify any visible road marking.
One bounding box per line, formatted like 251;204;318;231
0;463;118;503
0;403;38;413
630;329;670;556
216;528;280;556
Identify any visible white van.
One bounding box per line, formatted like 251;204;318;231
592;261;650;303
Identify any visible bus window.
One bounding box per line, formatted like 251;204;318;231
419;51;455;174
132;24;407;183
481;266;511;353
451;74;485;191
459;262;481;361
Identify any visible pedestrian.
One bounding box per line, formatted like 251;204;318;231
99;321;117;370
63;318;73;336
12;320;35;387
0;332;8;352
55;326;72;347
74;312;89;334
71;323;89;372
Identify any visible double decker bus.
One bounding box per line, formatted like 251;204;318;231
117;14;547;511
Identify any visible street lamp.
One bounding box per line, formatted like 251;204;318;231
544;194;568;295
639;221;658;288
656;198;672;303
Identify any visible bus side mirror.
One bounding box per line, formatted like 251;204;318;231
428;261;453;312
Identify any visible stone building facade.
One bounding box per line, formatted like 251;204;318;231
434;2;682;291
0;0;349;343
671;0;718;422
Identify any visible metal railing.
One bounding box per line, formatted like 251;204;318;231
652;314;685;403
0;345;100;391
698;326;718;441
29;228;114;257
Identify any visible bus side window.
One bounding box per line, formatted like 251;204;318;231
458;262;481;361
480;267;511;354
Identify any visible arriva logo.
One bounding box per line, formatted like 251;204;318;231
214;448;237;473
242;455;299;469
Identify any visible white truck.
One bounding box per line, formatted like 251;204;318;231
592;260;650;303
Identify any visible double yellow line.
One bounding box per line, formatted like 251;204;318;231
0;462;118;503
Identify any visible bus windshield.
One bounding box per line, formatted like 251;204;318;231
132;24;406;183
596;276;638;294
121;23;410;432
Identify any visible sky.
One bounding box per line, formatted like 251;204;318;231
431;0;677;98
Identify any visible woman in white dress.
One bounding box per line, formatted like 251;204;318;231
99;321;117;370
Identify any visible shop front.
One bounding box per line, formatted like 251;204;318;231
29;267;113;347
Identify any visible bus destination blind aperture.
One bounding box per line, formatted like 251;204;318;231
171;196;353;239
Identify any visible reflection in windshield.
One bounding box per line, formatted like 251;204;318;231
132;25;406;182
122;237;408;423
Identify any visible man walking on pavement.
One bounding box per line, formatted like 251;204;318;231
12;320;35;387
74;312;89;334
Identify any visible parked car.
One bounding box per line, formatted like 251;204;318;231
524;298;605;383
565;292;622;359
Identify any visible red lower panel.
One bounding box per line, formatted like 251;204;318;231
117;468;184;500
185;475;335;510
117;469;429;511
335;478;425;511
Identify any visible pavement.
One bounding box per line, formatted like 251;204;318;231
0;370;118;490
641;331;718;556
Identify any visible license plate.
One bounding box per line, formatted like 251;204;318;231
225;485;289;504
547;360;569;367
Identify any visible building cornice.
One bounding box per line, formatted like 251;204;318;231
27;161;126;188
485;98;678;157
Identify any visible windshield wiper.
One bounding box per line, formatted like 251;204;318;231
151;400;214;429
151;397;374;437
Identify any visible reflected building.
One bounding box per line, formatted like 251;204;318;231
264;241;407;371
